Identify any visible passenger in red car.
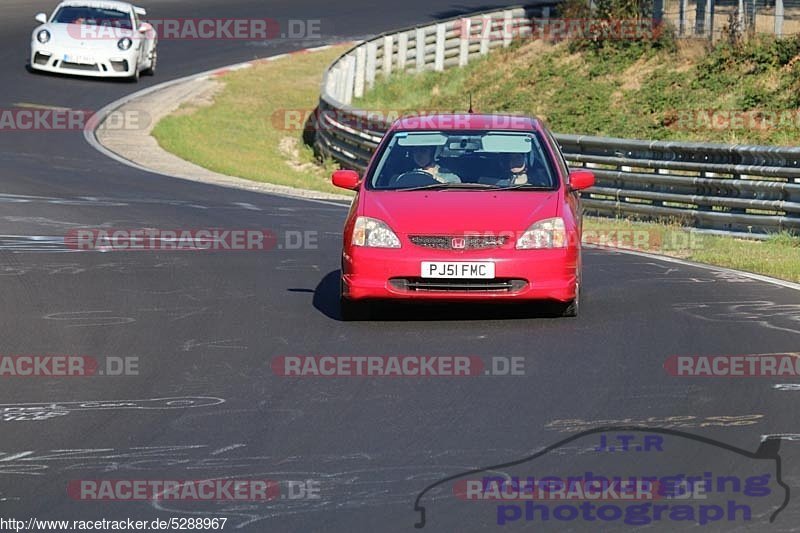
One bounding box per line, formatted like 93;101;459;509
506;153;529;185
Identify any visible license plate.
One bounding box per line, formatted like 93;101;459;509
63;54;94;65
421;261;495;279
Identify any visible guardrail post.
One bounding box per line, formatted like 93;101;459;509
707;0;715;40
737;0;745;31
415;27;426;71
366;41;377;88
696;0;706;35
337;67;347;102
344;55;356;105
775;0;784;36
503;10;513;47
679;0;687;35
398;32;408;71
459;18;471;66
383;36;393;77
353;48;366;100
653;0;664;24
434;23;446;71
480;15;491;55
329;68;341;102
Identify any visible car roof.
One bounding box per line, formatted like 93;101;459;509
56;0;136;12
388;113;543;132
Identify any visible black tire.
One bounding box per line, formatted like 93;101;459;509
340;296;371;321
555;298;578;317
555;281;580;317
339;276;371;321
142;47;157;76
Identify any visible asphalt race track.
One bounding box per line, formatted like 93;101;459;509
1;1;800;531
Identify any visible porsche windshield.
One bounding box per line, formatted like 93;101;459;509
368;130;558;190
53;6;133;29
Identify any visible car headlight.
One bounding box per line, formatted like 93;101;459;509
352;216;401;248
37;29;50;44
118;37;133;50
516;217;567;249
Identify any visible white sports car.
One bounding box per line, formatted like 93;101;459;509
30;0;157;81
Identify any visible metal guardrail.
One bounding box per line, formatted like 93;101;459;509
314;6;800;235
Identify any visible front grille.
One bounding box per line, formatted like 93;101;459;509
408;235;509;250
61;61;99;71
34;52;50;65
390;278;527;293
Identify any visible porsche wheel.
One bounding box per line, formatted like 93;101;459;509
142;47;157;76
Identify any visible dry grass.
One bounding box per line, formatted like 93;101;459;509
152;45;352;195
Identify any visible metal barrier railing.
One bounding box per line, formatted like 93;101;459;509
313;6;800;235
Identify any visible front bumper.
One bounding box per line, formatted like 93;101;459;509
342;246;579;302
30;44;139;77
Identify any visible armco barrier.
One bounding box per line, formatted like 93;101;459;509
314;6;800;235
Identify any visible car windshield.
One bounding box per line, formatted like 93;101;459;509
368;130;558;190
52;6;133;29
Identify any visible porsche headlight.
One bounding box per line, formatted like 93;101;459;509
516;217;567;249
37;29;51;44
118;37;133;50
352;216;401;248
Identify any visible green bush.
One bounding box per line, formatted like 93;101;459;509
560;0;676;52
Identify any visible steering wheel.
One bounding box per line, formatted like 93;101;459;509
393;170;438;187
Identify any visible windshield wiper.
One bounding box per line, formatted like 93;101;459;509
501;184;555;190
395;183;503;191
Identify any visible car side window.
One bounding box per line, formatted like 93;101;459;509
544;130;570;185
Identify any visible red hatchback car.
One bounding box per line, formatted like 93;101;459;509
331;114;595;320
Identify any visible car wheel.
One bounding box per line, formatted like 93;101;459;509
556;298;578;317
142;47;157;76
339;278;371;321
129;65;140;82
340;296;372;321
555;281;580;317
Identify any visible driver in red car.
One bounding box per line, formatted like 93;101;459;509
411;146;460;183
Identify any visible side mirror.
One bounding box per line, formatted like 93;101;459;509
568;170;595;191
332;169;360;190
138;22;153;33
35;13;48;24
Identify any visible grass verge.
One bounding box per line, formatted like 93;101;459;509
152;45;351;196
584;217;800;282
356;36;800;146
